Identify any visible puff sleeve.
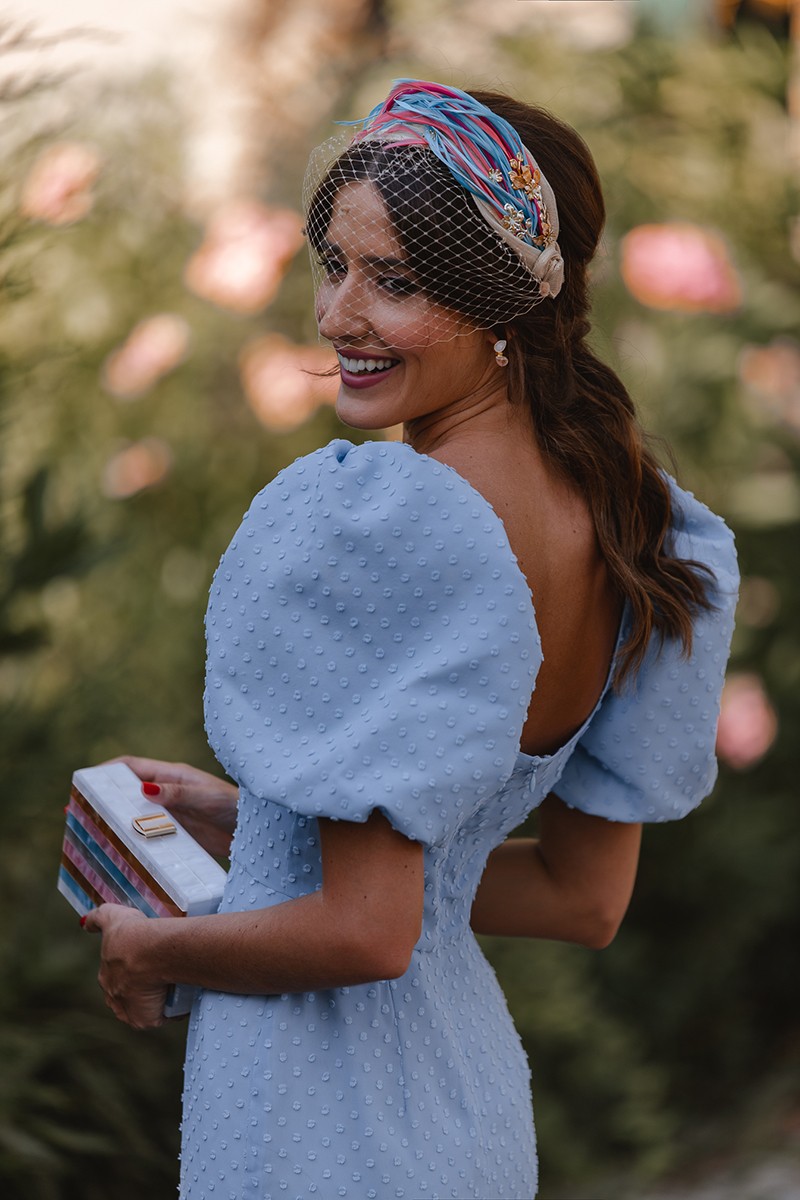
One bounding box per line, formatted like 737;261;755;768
553;477;739;823
204;439;540;847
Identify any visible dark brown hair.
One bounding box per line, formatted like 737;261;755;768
306;91;714;687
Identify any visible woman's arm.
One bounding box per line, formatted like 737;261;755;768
470;792;641;949
84;811;424;1028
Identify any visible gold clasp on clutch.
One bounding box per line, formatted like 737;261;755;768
132;812;177;839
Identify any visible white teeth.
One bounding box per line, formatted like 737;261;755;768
338;354;398;374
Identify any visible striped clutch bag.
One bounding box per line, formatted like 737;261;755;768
59;761;228;1017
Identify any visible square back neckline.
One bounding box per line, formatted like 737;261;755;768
407;441;630;770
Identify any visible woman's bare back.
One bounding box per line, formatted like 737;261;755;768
433;435;623;759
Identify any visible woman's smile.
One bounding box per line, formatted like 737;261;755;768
335;347;402;389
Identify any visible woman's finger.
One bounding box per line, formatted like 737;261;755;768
102;981;166;1030
134;779;203;807
104;989;127;1018
101;758;231;811
102;755;198;786
82;904;110;934
132;779;227;814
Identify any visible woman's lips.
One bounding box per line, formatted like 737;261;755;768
338;361;401;390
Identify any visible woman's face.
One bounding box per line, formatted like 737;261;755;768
315;181;501;432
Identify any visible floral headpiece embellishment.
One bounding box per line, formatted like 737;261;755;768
501;204;534;240
509;155;554;249
509;156;539;196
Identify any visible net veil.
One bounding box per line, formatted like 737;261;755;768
301;80;566;350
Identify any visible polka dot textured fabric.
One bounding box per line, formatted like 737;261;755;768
182;439;738;1199
554;479;739;822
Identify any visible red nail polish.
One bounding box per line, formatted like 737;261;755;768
142;782;161;796
79;915;87;928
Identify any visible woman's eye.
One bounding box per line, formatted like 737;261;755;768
316;256;345;278
380;275;419;296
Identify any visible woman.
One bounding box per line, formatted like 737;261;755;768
85;81;739;1198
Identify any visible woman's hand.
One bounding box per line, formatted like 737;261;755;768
106;756;238;857
83;904;170;1030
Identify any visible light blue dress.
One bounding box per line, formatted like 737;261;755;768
180;438;738;1199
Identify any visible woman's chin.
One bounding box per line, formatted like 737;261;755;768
334;394;399;432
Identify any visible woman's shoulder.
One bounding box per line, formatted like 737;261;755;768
262;436;504;510
237;437;538;642
554;475;739;824
664;471;739;592
245;437;531;574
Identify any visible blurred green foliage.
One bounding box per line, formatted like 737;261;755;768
0;13;798;1200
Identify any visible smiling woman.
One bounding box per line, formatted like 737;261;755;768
84;79;739;1200
312;178;497;427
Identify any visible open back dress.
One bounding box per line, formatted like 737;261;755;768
180;438;738;1200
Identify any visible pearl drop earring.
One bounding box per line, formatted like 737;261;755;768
494;339;508;367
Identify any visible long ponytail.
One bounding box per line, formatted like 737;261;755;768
472;90;714;687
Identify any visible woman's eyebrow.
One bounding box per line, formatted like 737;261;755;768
363;255;413;271
320;241;411;271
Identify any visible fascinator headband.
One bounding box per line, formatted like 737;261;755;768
347;79;565;299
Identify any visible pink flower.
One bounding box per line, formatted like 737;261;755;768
716;673;778;770
620;223;742;313
739;338;800;436
20;142;101;226
239;334;338;431
102;314;191;399
102;438;172;499
184;200;305;314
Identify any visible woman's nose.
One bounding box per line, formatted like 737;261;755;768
317;272;371;341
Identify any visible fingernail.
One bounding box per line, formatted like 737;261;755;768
79;915;87;928
142;782;161;796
